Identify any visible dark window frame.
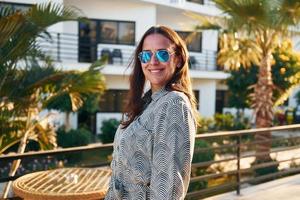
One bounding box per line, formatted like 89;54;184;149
186;0;204;5
215;90;229;114
98;89;128;113
80;19;136;46
176;30;202;53
98;19;135;45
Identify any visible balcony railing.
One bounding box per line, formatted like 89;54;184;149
37;32;218;71
186;0;215;6
1;124;300;199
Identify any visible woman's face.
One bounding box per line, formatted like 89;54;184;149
140;33;179;92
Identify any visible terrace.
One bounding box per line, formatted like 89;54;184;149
1;124;300;199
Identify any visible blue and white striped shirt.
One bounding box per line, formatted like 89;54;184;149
105;88;196;200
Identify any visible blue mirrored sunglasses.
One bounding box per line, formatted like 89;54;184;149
138;49;174;64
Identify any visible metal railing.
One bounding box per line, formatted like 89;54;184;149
37;32;218;71
2;124;300;199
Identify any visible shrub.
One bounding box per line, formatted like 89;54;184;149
197;113;251;134
98;118;120;144
189;140;215;192
251;158;279;179
56;127;92;164
57;127;92;148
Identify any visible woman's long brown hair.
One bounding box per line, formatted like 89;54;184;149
121;25;199;128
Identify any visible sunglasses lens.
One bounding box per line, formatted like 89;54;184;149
139;50;171;63
156;50;170;62
139;51;152;63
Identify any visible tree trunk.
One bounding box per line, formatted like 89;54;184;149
64;112;71;132
252;52;274;163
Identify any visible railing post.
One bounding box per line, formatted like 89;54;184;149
57;33;61;62
236;134;241;195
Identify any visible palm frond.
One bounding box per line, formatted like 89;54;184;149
275;71;300;106
29;123;57;150
0;9;24;47
89;56;107;71
69;92;84;111
0;2;83;69
0;110;26;154
43;92;72;111
184;12;222;31
279;0;300;26
27;2;84;29
0;5;15;17
213;0;267;30
217;33;262;70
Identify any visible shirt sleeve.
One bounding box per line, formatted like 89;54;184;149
150;96;196;200
104;179;114;200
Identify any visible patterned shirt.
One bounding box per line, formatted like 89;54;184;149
105;88;196;200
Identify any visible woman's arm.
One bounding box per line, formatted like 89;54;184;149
150;95;196;200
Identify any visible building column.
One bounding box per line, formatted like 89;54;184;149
197;80;216;117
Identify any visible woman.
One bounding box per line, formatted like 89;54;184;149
105;25;198;200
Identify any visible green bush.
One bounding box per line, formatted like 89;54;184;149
57;127;92;148
214;113;235;130
98;118;120;144
56;127;92;164
189;140;215;192
197;113;251;134
193;140;215;163
252;158;279;178
197;117;215;134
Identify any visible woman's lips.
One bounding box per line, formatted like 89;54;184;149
149;69;164;73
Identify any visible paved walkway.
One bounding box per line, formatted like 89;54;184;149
204;173;300;200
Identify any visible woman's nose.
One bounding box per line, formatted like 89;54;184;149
150;53;159;65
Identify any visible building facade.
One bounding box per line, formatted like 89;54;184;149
0;0;246;133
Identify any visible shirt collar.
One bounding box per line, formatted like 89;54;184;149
151;87;169;102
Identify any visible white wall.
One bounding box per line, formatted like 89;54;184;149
64;0;157;43
104;74;130;89
156;6;218;52
289;87;300;108
193;79;216;117
39;110;78;130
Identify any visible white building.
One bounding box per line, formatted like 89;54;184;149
4;0;299;133
2;0;231;133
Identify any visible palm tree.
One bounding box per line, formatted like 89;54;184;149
0;3;105;197
188;0;300;163
43;59;106;132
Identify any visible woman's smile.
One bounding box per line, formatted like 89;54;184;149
141;34;177;92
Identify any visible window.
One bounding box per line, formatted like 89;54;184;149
177;31;202;52
98;20;135;45
79;19;135;62
99;21;118;44
186;0;204;5
99;90;128;112
215;90;229;113
0;2;32;12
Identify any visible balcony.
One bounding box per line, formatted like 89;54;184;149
1;124;300;199
37;32;218;71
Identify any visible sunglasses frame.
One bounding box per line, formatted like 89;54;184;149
138;49;175;64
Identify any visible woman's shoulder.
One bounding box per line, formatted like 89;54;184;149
162;90;191;106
